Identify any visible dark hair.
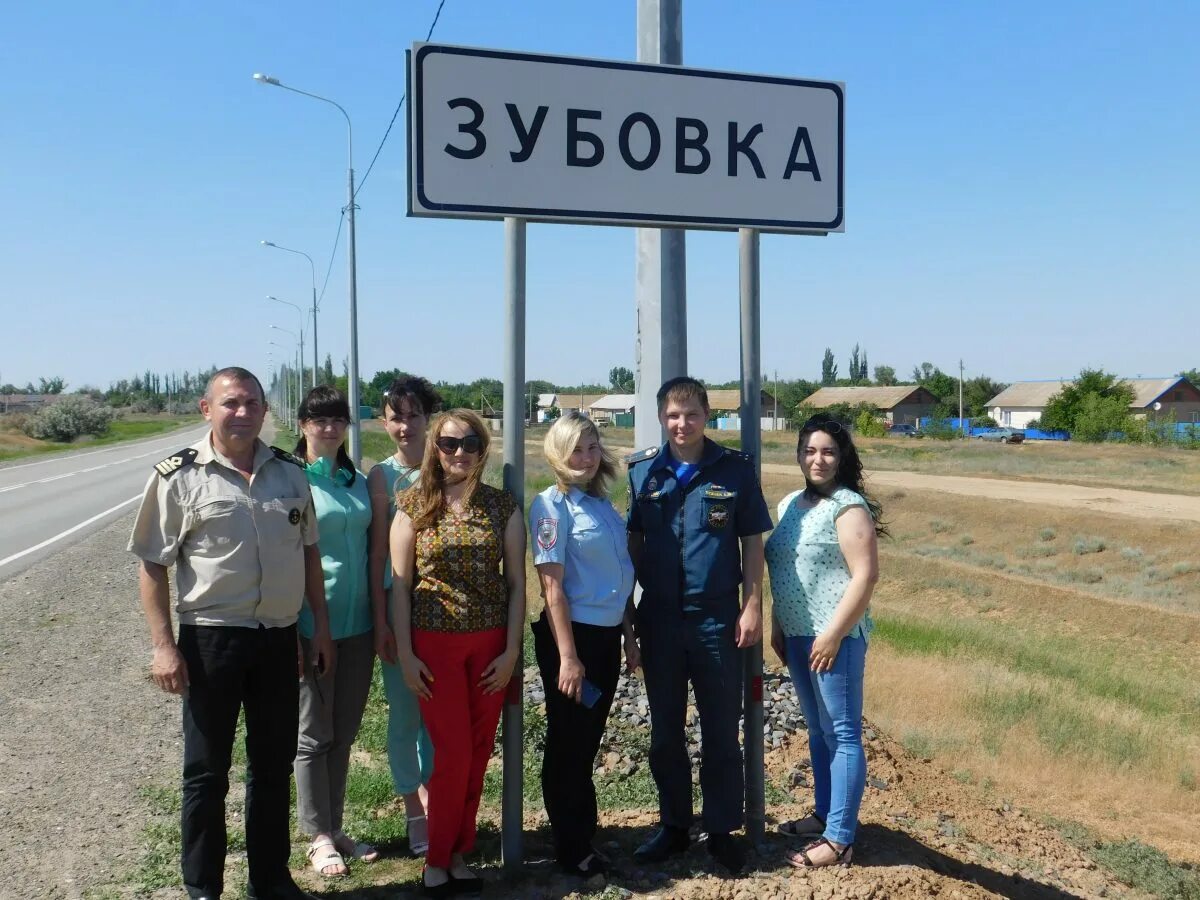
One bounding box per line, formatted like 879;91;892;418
656;376;709;413
381;376;442;418
206;367;265;403
295;385;355;483
797;414;887;535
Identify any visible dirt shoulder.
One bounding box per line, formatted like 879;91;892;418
758;463;1200;524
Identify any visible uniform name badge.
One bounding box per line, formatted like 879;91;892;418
536;517;558;550
288;508;302;525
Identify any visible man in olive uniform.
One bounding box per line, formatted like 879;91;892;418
626;376;772;875
129;367;335;900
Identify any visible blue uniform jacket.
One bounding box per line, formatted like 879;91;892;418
627;437;773;613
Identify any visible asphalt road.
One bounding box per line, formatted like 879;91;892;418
0;420;280;580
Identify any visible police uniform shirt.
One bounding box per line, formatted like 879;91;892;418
127;435;319;628
627;438;773;605
529;484;635;628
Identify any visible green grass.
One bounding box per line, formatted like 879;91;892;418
0;414;201;461
1051;819;1200;900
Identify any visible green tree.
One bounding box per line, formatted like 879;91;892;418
821;349;838;385
963;376;1007;419
848;345;862;384
38;376;67;394
1040;369;1135;438
1179;368;1200;386
608;366;634;392
322;354;335;385
873;365;897;386
854;407;885;437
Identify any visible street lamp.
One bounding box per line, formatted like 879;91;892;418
267;297;305;389
262;240;318;387
268;340;294;430
254;71;361;465
270;325;302;431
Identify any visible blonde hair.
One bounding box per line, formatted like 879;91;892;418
542;411;619;498
404;408;492;530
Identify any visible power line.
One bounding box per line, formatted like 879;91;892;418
317;210;346;308
354;0;447;198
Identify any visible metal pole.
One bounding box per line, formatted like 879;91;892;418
738;228;765;848
347;167;361;465
501;216;526;871
299;331;305;398
634;0;686;449
312;285;319;387
959;359;965;438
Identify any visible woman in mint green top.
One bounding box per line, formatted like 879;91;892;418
366;376;441;856
765;415;884;870
293;386;383;877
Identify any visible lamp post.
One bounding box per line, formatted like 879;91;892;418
270;326;301;431
262;241;318;387
268;341;293;430
254;72;360;465
268;297;305;388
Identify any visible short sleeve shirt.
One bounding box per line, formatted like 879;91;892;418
300;458;372;641
529;485;635;627
764;487;874;640
627;438;773;610
399;483;517;633
127;435;318;628
374;456;421;591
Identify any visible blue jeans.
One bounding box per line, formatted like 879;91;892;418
785;634;867;845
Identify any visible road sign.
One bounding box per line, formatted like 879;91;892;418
408;43;844;233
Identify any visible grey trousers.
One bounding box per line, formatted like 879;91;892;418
295;630;376;836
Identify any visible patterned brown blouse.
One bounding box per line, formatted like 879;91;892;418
399;483;518;633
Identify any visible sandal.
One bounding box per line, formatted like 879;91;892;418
333;828;380;863
776;811;826;837
786;836;853;869
407;814;430;856
307;836;348;877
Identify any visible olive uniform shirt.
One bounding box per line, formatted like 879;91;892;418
127;434;319;628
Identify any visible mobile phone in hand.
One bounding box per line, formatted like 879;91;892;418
580;678;603;708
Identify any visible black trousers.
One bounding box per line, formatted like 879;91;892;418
532;614;622;867
178;624;299;899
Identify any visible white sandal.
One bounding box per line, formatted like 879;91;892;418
407;814;430;855
333;829;380;863
307;836;348;877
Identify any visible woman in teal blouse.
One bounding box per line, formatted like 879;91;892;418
294;386;382;877
765;414;884;870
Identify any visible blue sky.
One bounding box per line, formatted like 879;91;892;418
3;1;1198;392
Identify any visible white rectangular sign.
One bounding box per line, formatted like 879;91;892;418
408;43;844;233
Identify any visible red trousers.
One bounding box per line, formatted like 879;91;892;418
413;627;507;868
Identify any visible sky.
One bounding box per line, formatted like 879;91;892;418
2;1;1198;392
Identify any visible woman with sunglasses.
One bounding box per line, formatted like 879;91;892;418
367;377;440;856
293;385;382;877
529;412;639;878
765;414;884;870
390;409;525;896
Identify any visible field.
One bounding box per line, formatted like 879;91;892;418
105;425;1200;899
0;412;202;462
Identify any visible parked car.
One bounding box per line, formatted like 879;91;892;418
976;427;1025;444
888;423;920;437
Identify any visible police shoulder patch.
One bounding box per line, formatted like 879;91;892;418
270;446;305;468
153;448;197;478
624;446;659;465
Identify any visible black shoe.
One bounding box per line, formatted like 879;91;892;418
634;825;690;863
422;868;456;898
706;832;744;875
449;872;483;895
246;882;318;900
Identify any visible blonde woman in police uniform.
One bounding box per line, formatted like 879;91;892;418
529;412;639;878
129;368;334;900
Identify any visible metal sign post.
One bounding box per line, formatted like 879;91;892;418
500;216;526;870
738;227;765;847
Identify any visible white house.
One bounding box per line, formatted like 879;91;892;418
987;377;1200;428
588;393;636;424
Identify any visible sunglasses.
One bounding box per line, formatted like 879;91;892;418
803;417;845;435
435;434;483;455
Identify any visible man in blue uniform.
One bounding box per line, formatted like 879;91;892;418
627;376;772;875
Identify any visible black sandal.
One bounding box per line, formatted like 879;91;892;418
776;811;826;837
785;837;853;869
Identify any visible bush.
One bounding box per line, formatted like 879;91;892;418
22;396;114;442
854;408;886;437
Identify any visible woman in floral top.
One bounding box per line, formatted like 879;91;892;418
390;408;525;896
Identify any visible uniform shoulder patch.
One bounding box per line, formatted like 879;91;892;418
270;445;305;468
153;448;198;478
624;446;660;465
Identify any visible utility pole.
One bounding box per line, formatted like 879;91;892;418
959;359;965;438
774;369;779;430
